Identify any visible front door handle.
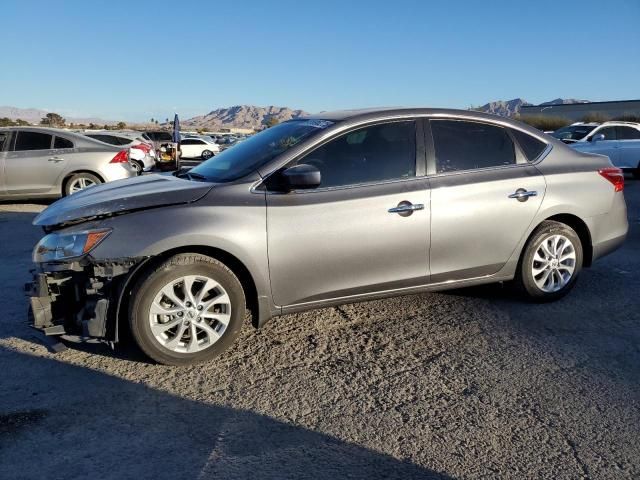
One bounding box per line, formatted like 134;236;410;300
388;201;424;217
48;157;64;163
508;189;537;202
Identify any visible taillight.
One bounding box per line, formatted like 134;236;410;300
110;149;129;164
598;167;624;192
132;143;151;153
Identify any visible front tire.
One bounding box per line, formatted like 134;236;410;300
514;221;583;301
129;254;246;365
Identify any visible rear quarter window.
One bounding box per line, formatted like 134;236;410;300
54;136;74;149
510;129;547;162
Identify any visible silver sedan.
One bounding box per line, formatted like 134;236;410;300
28;108;628;365
0;127;136;199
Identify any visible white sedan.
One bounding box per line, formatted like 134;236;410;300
179;138;220;160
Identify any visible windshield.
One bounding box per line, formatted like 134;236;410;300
551;125;597;142
189;119;333;182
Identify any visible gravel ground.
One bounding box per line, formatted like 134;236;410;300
0;181;639;479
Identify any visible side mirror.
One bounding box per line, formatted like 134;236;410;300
280;164;321;190
591;133;605;143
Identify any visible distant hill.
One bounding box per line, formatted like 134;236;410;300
181;105;309;130
476;98;591;117
0;105;113;125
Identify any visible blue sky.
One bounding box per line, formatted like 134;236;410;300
2;0;639;121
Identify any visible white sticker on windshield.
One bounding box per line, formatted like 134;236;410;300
299;119;334;129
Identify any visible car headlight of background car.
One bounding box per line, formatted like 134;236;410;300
33;228;112;262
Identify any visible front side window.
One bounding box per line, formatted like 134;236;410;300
54;136;74;149
431;120;515;173
616;126;640;140
594;127;616;140
510;129;547;162
293;121;416;188
552;125;596;142
14;131;53;151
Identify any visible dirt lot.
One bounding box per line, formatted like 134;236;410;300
0;181;639;479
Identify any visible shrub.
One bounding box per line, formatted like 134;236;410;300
612;112;640;122
516;115;571;131
581;112;610;123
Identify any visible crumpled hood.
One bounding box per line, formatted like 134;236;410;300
34;174;214;227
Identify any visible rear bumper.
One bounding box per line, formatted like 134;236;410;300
593;232;627;261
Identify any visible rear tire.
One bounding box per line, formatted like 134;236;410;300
129;254;246;366
201;150;213;160
514;221;583;302
64;172;101;196
131;161;143;175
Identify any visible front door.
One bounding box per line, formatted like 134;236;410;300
5;130;67;195
266;120;430;307
427;119;546;282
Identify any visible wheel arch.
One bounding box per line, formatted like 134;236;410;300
540;213;593;267
114;245;261;343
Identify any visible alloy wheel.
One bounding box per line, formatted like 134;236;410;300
531;234;576;293
69;177;96;194
148;275;231;353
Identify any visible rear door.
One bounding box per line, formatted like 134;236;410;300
615;126;640;169
180;139;198;158
427;119;547;282
4;130;66;195
266;120;430;307
589;126;619;163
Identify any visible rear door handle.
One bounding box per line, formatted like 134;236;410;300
388;201;424;217
508;189;537;202
48;157;64;163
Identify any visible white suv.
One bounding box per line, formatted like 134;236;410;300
553;121;640;176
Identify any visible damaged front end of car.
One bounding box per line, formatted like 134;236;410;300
25;227;147;347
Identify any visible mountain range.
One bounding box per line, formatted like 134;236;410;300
0;106;112;126
180;105;308;130
476;98;590;117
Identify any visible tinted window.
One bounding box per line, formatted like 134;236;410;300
295;121;416;188
595;127;616;140
87;134;118;145
432;120;515;173
617;126;640;140
552;125;596;141
511;129;546;162
54;136;74;149
181;139;197;145
152;132;173;141
14;131;53;151
0;132;9;151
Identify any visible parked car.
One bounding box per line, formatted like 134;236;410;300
27;108;628;365
553;122;640;177
142;130;173;149
179;137;220;160
83;131;156;174
0;127;136;199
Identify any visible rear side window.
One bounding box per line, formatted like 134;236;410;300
510;129;546;162
616;126;640;140
431;120;515;173
14;131;53;151
181;139;197;145
54;136;74;149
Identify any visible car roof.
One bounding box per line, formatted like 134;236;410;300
299;107;550;139
0;126;121;149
